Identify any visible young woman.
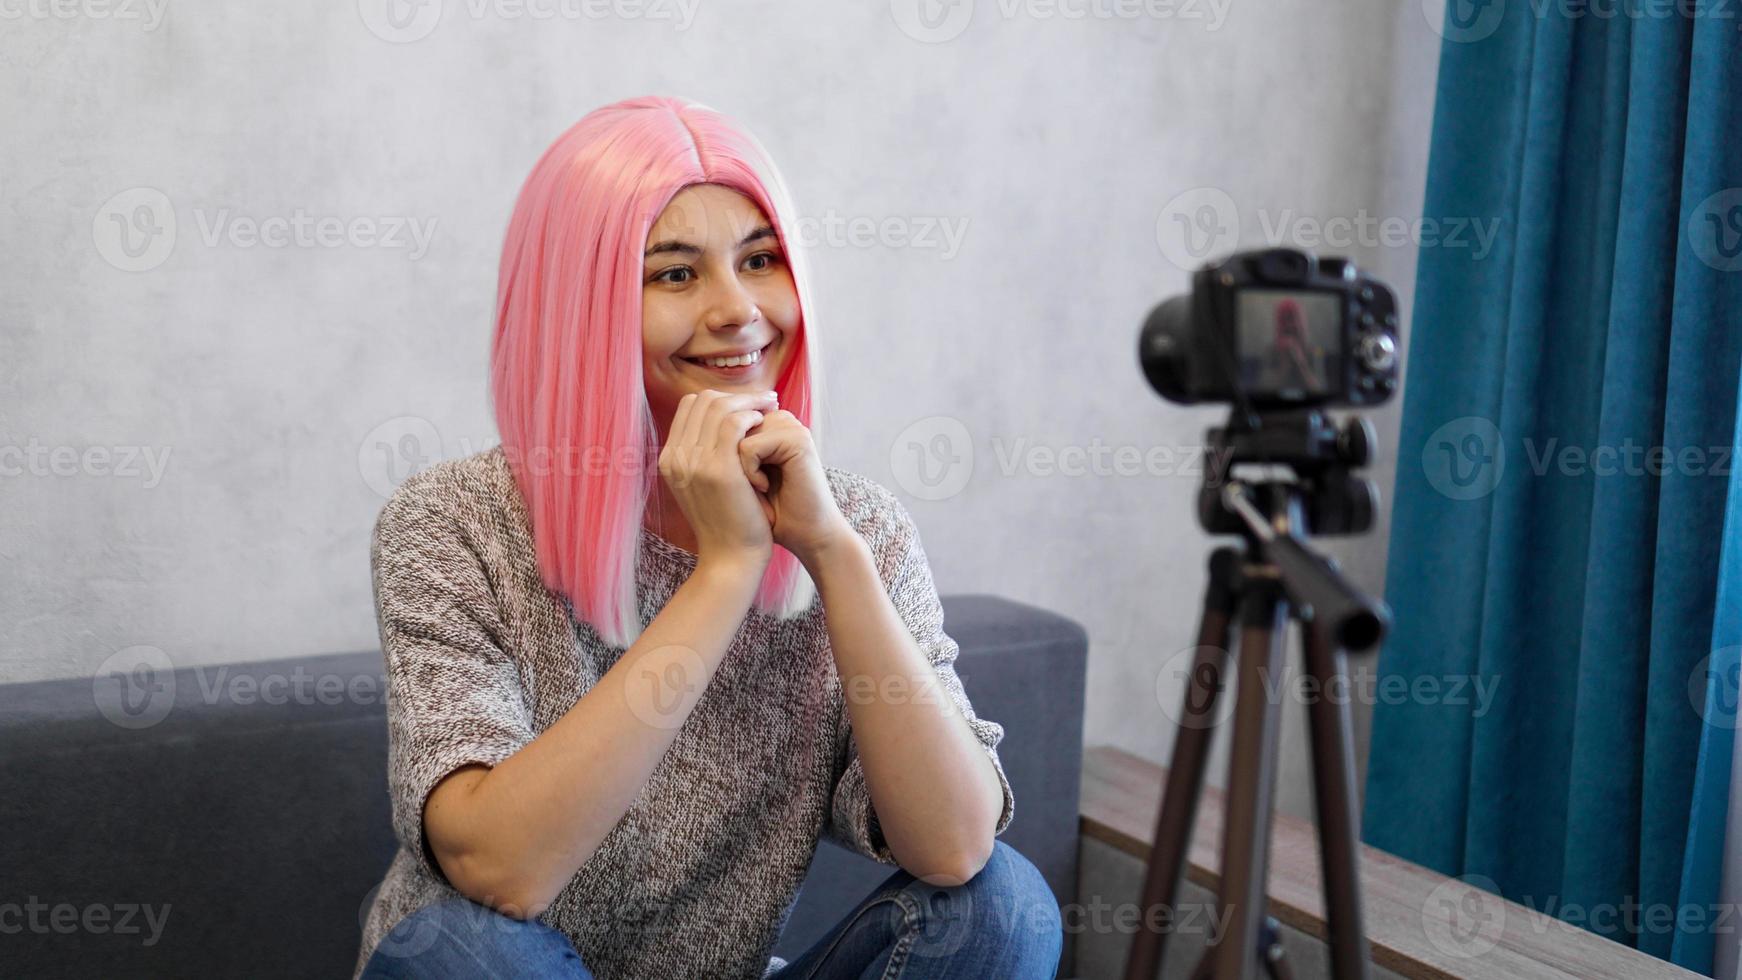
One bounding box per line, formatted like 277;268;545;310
353;95;1063;980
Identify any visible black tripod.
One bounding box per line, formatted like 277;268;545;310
1123;409;1392;980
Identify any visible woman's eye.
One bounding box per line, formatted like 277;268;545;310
652;252;779;285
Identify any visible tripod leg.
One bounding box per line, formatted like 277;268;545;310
1209;587;1289;980
1301;625;1372;980
1123;549;1241;980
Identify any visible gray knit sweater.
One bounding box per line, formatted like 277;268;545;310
352;445;1015;980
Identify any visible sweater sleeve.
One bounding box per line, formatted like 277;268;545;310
824;492;1016;865
371;479;537;889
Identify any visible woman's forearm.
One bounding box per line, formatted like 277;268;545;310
806;534;1004;884
430;555;764;915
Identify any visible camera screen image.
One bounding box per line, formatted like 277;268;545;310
1234;289;1344;399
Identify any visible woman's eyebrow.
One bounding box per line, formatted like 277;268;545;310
645;225;778;258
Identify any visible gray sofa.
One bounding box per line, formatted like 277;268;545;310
0;594;1088;979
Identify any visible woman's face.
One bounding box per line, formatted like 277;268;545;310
642;183;799;440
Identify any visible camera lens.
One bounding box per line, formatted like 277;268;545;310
1139;296;1198;403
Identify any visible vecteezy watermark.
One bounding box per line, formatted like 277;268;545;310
356;419;697;499
1428;0;1742;44
788;210;970;260
1424;0;1507;42
888;416;1235;502
842;670;952;708
0;898;171;946
890;416;975;502
0;0;168;30
621;643;708;730
1421;416;1505;501
1689;188;1742;273
1512;897;1742;938
92;646;177;730
1062;896;1227;939
359;416;450;499
1154;645;1504;728
1689;646;1742;730
92;646;389;730
357;0;700;43
93;187;438;272
360;880;690;959
1155;187;1503;271
1420;415;1736;500
0;440;172;489
1421;874;1507;959
888;0;1230;43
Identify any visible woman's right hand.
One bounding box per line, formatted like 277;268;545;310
657;389;779;571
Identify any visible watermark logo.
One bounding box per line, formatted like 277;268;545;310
0;898;171;946
899;879;978;958
1689;647;1742;730
0;441;173;488
1427;0;1506;42
889;420;1238;501
1422;416;1505;501
789;210;969;259
1156;189;1502;271
1422;420;1736;500
358;0;444;41
1155;646;1236;730
360;0;699;41
189;208;438;260
359;416;446;499
1155;186;1240;271
93;648;390;730
1156;652;1502;725
1689;188;1742;273
1429;0;1742;45
891;0;1228;42
93;187;176;273
0;0;169;30
889;0;975;42
92;646;177;730
1423;873;1506;958
360;884;446;958
94;187;438;269
891;415;974;501
622;644;707;730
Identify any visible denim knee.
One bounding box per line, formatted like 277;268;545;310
962;840;1063;939
364;896;592;979
894;840;1063;965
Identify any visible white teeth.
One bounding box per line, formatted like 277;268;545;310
696;347;762;368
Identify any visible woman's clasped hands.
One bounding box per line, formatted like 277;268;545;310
655;388;855;572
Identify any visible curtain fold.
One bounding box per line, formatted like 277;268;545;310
1362;2;1742;973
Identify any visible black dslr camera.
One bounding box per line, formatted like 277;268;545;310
1139;247;1399;409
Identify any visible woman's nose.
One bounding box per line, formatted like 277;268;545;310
702;276;761;330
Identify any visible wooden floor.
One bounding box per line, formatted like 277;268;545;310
1080;745;1705;980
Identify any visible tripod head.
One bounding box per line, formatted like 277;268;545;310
1199;407;1392;651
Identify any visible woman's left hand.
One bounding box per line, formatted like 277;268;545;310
737;409;857;568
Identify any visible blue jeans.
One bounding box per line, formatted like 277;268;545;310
361;839;1064;979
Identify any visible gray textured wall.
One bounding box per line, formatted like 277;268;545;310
2;0;1443;820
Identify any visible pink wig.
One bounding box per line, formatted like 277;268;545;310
490;95;824;649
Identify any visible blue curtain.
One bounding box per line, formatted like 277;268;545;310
1362;1;1742;973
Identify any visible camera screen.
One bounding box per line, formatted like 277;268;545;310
1234;289;1344;399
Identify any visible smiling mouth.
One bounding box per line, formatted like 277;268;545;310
682;339;775;369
